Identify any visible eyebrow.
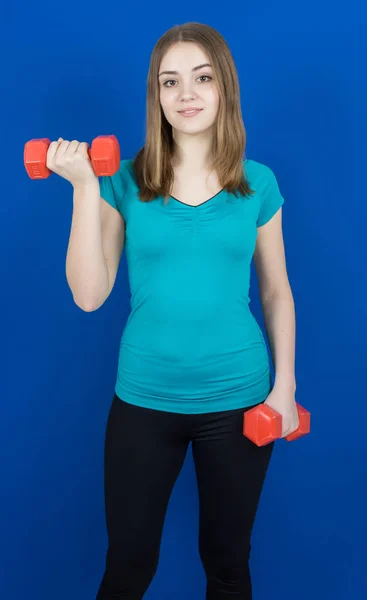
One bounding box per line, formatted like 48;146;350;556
158;63;212;77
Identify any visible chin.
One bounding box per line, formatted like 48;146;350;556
172;118;216;136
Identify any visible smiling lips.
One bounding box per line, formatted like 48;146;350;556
177;109;203;117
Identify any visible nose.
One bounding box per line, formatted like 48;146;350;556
178;79;197;102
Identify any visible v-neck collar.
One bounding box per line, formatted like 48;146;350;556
170;188;225;208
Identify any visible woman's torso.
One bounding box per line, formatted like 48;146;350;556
112;158;272;413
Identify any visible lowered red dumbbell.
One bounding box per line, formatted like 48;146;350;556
243;402;310;447
24;135;120;179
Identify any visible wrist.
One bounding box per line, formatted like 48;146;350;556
273;376;296;393
73;178;99;193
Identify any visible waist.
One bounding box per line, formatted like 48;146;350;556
116;339;270;406
116;311;270;412
123;304;265;356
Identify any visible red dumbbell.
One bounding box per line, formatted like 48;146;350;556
24;135;120;179
243;402;310;447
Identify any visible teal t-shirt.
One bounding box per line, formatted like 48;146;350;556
99;158;284;414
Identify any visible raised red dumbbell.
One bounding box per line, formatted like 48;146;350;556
24;135;120;179
243;402;310;447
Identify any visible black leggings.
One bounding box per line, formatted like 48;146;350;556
96;393;274;600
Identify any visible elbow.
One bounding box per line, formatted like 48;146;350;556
68;281;110;312
80;304;98;313
75;300;97;312
73;295;104;312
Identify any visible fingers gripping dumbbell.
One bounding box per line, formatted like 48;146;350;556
243;402;311;447
24;135;120;179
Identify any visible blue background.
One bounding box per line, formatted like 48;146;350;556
2;2;365;598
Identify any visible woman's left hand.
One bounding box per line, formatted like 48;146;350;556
263;384;299;438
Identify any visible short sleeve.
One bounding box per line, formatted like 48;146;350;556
256;166;285;227
99;161;127;220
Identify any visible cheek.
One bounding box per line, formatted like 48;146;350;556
160;87;175;106
206;89;220;117
204;86;219;108
159;89;166;110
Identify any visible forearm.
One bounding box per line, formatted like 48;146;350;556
261;287;297;392
66;181;109;311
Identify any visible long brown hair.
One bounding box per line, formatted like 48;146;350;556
133;22;254;203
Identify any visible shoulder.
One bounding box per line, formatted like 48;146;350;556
99;158;134;187
110;158;137;196
99;158;136;221
115;158;135;184
243;158;285;227
243;158;278;188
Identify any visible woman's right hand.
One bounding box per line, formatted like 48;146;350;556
46;138;99;187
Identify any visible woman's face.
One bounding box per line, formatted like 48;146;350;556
159;42;220;137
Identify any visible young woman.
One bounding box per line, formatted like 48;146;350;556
49;21;298;600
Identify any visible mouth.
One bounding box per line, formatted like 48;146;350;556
177;109;203;117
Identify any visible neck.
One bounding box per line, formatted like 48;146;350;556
171;127;214;173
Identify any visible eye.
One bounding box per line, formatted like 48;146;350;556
163;79;177;87
198;75;212;83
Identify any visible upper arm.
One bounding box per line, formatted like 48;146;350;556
98;162;129;297
253;206;289;301
100;196;125;296
252;163;289;299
